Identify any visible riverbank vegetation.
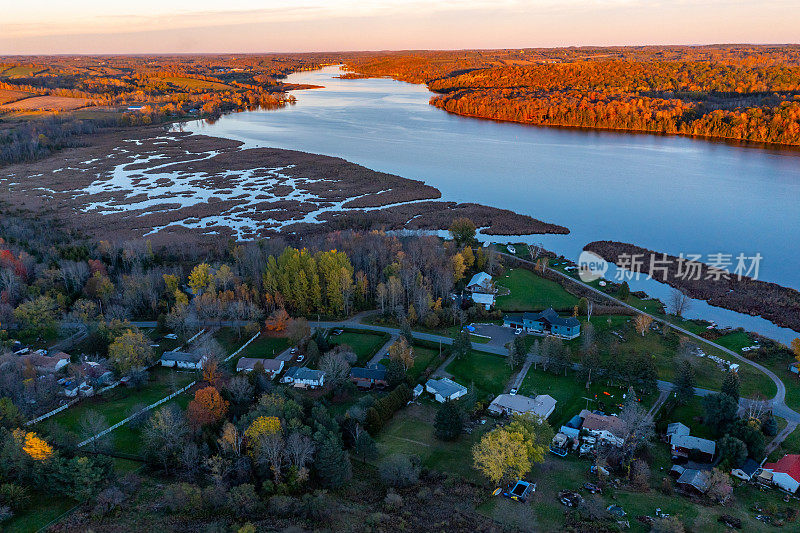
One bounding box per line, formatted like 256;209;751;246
345;45;800;146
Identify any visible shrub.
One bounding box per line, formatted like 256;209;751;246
227;483;260;517
267;495;297;517
384;491;403;511
379;454;421;488
163;483;202;514
0;483;30;511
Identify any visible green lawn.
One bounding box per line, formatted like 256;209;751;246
373;403;496;484
161;75;232;91
767;424;800;462
330;329;390;366
665;396;713;439
379;343;444;383
445;350;513;400
42;367;194;439
495;268;579;312
214;329;290;371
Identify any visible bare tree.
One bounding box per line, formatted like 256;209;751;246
619;392;654;461
667;289;691;317
319;350;352;390
79;409;112;453
256;432;285;481
143;405;189;473
285;431;315;476
225;376;254;406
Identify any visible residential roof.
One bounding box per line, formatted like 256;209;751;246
581;412;626;438
472;292;495;305
506;308;580;328
666;422;691;438
763;454;800;482
489;393;556;418
236;358;283;372
736;458;761;477
160;350;203;363
671;434;716;455
426;378;467;398
286;367;325;382
677;468;710;493
350;363;387;381
467;272;493;290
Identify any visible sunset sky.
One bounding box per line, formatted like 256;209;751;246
2;0;797;54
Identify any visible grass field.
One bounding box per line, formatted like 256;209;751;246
214;328;290;370
373;403;495;484
42;367;194;440
330;329;390;366
161;76;232;91
0;95;89;111
665;396;712;439
0;65;42;78
445;350;513;399
495;268;579;312
0;89;32;104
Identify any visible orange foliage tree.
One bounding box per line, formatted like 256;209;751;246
187;386;229;428
265;308;290;332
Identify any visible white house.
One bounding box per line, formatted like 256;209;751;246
425;378;467;403
281;367;325;389
762;454;800;493
488;393;556;419
159;350;206;370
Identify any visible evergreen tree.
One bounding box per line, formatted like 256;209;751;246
452;329;472;360
434;402;463;441
618;281;630;301
673;360;696;405
721;371;740;404
364;407;382;435
314;435;352;489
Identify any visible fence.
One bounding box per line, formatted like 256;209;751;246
78;380;196;448
77;331;260;448
25;398;80;426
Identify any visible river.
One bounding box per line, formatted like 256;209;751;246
177;66;800;344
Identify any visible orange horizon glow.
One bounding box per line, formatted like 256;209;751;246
1;0;798;55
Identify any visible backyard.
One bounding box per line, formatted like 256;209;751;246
445;350;513;400
329;329;390;366
495;268;579;312
214;328;290;370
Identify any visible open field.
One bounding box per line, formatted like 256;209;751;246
330;329;390;365
214;328;290;369
0;95;90;111
495;268;579;311
0;89;32;104
0;65;43;78
373;403;496;484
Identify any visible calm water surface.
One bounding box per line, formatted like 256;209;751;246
180;66;800;343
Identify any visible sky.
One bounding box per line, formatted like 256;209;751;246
1;0;798;55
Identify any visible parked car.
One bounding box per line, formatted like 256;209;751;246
290;347;298;355
297;355;305;362
509;388;518;395
558;490;583;507
331;329;344;336
583;482;601;494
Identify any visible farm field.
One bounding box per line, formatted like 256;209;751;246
0;65;43;78
0;95;89;111
495;268;579;312
0;89;32;104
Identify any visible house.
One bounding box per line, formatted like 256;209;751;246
665;422;690;443
236;358;284;378
159;350;206;370
761;454;800;493
731;458;761;481
488;393;557;419
349;363;387;389
467;272;494;293
580;410;625;447
425;378;467;403
30;352;71;373
670;434;716;462
77;361;114;387
676;468;711;495
471;292;495;310
503;308;580;339
281;367;325;389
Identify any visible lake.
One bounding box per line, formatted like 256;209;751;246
177;66;800;343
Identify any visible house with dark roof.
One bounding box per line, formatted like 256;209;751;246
731;458;761;481
579;410;625;447
349;363;387;389
762;454;800;493
503;308;580;339
670;434;716;463
29;352;71;373
236;358;284;378
488;393;557;419
281;367;325;389
666;422;690;442
159;350;206;370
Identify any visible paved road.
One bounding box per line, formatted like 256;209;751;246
507;349;537;392
498;252;799;424
766;421;798;456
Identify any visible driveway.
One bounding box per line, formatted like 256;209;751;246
470;323;516;350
